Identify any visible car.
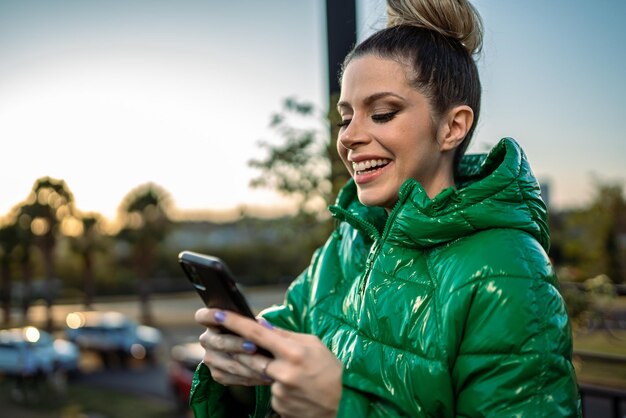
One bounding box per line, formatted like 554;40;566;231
168;340;203;410
0;326;80;377
64;310;162;366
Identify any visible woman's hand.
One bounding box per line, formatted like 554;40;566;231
195;308;273;387
195;308;343;418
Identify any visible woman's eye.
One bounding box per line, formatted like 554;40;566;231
337;119;351;128
372;110;399;123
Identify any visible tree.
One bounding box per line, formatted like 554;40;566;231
69;213;107;309
248;96;349;217
117;183;172;324
0;221;20;325
13;205;36;322
560;179;626;283
19;177;75;330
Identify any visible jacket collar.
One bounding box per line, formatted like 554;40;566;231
329;138;550;251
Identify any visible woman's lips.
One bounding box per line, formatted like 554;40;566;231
353;162;390;185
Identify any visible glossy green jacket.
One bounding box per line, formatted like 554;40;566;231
190;138;581;417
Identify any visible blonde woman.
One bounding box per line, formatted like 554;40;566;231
192;1;581;416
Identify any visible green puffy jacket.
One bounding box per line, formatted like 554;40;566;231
190;138;581;417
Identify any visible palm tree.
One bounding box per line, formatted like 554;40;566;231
117;183;172;325
70;213;107;309
0;221;20;325
20;177;75;331
11;205;36;323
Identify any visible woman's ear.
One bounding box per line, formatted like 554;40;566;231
437;105;474;151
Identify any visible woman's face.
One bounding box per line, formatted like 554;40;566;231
337;55;453;210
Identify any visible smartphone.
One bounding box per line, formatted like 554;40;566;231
178;250;273;357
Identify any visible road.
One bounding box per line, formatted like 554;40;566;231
26;286;289;415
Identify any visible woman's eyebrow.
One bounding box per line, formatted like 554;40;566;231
337;91;405;110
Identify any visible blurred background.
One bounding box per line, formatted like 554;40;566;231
0;0;624;417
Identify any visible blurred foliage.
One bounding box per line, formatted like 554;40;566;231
12;177;74;330
179;216;330;286
248;95;349;217
551;179;626;284
561;274;618;332
551;179;625;337
117;182;173;324
249;97;329;216
67;213;110;308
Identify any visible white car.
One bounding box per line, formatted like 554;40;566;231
0;326;80;376
64;311;162;365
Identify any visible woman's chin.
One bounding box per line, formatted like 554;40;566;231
356;190;397;210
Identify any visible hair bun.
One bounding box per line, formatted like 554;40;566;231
387;0;483;55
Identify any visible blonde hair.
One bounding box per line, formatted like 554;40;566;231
387;0;483;56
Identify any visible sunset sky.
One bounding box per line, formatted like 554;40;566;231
1;0;624;222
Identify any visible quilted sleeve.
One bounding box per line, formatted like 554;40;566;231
258;247;320;332
442;276;582;417
189;362;255;417
336;385;411;417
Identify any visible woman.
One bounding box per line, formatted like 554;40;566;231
192;0;581;416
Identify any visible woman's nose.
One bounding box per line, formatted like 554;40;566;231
338;119;369;150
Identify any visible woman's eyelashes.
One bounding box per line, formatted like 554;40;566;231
337;119;351;128
372;110;399;123
337;110;399;128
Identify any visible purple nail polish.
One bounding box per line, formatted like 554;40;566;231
259;318;273;329
242;341;257;353
214;310;226;323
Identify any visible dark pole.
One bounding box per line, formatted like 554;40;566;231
325;0;357;97
324;0;357;202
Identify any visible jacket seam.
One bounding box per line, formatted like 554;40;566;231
454;210;477;235
301;245;325;333
533;276;548;413
424;249;447;372
514;171;537;229
457;351;544;357
442;273;555;305
368;264;434;289
315;305;443;361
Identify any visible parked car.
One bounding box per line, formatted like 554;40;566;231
0;326;80;377
168;340;203;410
64;311;162;366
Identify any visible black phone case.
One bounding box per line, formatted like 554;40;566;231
178;251;273;358
179;250;255;318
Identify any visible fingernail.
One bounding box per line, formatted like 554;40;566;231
259;318;273;330
214;310;226;323
242;341;257;353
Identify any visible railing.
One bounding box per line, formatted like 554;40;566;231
562;279;626;416
580;382;626;418
561;281;626;296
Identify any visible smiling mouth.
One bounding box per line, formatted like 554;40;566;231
352;159;390;175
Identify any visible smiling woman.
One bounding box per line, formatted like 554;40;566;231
189;1;581;417
336;57;461;209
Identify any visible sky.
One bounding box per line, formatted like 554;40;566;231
1;0;625;224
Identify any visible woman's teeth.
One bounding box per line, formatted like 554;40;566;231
352;159;390;174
